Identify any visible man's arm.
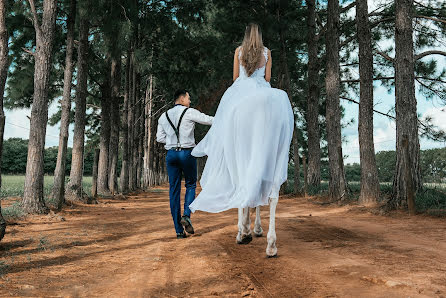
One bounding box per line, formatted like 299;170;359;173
156;116;167;143
188;108;213;125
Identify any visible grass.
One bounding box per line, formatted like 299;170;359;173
1;175;445;216
0;175;93;199
286;179;445;212
1;201;25;219
1;175;93;219
415;187;446;215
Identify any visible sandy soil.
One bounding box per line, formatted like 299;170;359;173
1;185;446;297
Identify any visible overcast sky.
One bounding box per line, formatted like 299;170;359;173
3;0;446;165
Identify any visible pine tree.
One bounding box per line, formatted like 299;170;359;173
356;0;380;204
50;0;77;209
21;0;57;214
0;0;9;239
325;0;347;200
67;0;90;201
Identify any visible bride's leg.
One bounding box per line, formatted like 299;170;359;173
237;207;252;244
253;206;263;237
266;197;278;257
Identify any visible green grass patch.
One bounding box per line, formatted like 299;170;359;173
2;201;25;219
0;175;93;199
415;187;446;214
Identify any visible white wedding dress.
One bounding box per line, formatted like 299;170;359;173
189;47;294;213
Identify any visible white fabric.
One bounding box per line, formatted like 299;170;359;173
156;105;213;150
189;47;294;213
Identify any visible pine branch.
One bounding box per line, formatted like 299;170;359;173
341;76;395;83
342;76;446;84
415;15;446;25
416;78;446;99
315;2;356;40
27;0;43;37
376;51;394;62
340;96;395;119
341;96;445;141
368;2;393;16
341;1;356;14
415;50;446;60
340;16;395;48
416;77;446;84
22;47;35;56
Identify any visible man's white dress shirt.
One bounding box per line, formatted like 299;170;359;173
156;105;213;150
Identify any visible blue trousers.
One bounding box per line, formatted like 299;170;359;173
166;149;197;234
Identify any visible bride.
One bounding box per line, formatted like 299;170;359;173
189;23;294;255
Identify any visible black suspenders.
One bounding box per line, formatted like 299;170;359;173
166;107;189;150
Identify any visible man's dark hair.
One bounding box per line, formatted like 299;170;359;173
174;89;188;102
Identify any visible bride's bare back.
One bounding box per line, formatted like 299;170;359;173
233;46;272;82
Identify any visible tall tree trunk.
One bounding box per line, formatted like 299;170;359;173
0;0;9;237
392;0;421;208
143;74;153;189
120;51;130;193
67;1;89;201
148;114;156;187
108;54;121;194
128;51;136;191
22;0;57;214
325;0;347;200
98;77;111;194
277;4;293;195
306;0;321;188
137;82;144;189
50;0;77;209
293;130;300;194
357;0;380;205
132;72;140;190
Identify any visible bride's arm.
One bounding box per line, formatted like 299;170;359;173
233;47;240;81
265;49;272;82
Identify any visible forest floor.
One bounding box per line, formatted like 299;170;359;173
1;185;446;297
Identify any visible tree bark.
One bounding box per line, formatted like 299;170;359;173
392;0;421;208
306;0;322;188
143;74;153;189
293;130;300;194
120;51;130;193
108;54;121;195
137;80;144;189
132;72;141;190
277;5;293;195
22;0;57;214
325;0;347;200
0;0;9;237
91;148;100;198
127;47;135;191
357;0;380;205
97;77;111;194
50;0;77;210
67;1;89;201
128;50;136;191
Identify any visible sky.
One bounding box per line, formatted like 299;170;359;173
3;0;446;165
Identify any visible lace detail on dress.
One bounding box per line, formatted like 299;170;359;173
238;46;269;79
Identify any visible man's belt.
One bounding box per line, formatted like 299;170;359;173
171;147;194;151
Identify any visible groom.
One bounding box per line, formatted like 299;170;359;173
156;89;213;238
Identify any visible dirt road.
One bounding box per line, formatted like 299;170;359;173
1;186;446;297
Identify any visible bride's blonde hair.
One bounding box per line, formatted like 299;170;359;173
240;23;264;77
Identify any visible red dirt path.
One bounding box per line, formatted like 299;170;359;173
1;185;446;297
